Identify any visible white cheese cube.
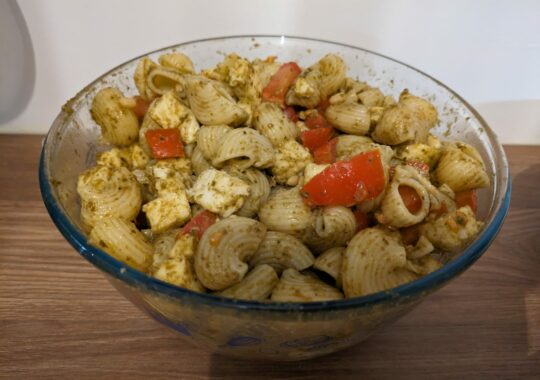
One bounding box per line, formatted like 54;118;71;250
153;235;204;291
188;168;250;217
271;140;313;185
143;191;191;233
148;92;184;129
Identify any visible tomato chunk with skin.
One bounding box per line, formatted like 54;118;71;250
132;96;150;119
301;150;386;207
313;138;337;164
145;129;184;159
262;62;302;104
283;106;298;122
317;98;330;114
301;127;333;152
178;210;218;240
455;189;478;214
398;185;422;214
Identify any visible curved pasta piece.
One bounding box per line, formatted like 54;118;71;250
405;255;442;275
420;206;483;251
158;52;195;74
191;146;212;175
253;102;298;146
219;264;279;301
147;67;186;97
250;231;315;273
435;142;490;192
195;125;233;161
212;128;275;170
134;57;159;100
184;75;248;126
225;167;271;218
77;165;141;227
342;227;418;297
194;216;267;291
324;102;370;135
334;135;374;159
150;230;178;272
90;87;139;146
286;54;346;108
302;206;357;253
392;165;456;217
313;247;345;286
89;217;152;272
270;269;344;302
358;88;385;107
379;166;431;228
406;235;435;260
258;187;314;238
372;91;438;145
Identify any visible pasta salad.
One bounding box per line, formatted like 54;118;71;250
78;52;489;302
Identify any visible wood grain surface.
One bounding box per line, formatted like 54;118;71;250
0;135;538;379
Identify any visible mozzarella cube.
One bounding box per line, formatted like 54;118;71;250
179;111;200;144
130;144;150;169
155;175;185;196
151;158;192;189
153;235;204;291
97;147;130;168
272;140;313;185
148;92;184;129
143;191;191;233
292;77;316;98
188;168;250;217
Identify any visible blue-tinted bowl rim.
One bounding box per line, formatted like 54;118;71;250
39;34;512;313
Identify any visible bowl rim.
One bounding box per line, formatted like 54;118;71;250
39;34;512;312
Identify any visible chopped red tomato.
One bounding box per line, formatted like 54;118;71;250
400;225;420;246
398;185;422;214
132;96;150;119
145;129;184;159
283;106;298;122
262;62;302;104
178;210;218;240
305;111;332;129
301;150;385;207
317;98;331;114
353;209;369;232
455;189;478;214
313;138;337;164
301;127;333;152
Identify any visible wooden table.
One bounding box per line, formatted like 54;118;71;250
1;135;538;379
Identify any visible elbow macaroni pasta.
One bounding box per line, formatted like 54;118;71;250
80;51;489;302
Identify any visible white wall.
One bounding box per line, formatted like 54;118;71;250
3;0;539;144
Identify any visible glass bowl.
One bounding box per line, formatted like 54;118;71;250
39;35;511;361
